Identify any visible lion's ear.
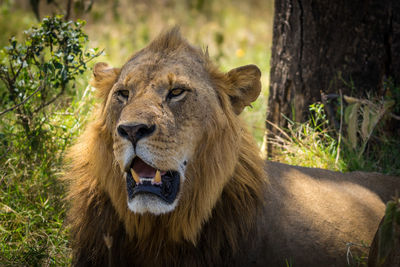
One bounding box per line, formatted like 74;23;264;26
226;64;261;115
91;62;120;99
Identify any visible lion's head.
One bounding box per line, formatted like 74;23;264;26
67;28;265;249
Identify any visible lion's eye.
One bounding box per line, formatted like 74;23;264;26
116;90;129;101
167;88;186;101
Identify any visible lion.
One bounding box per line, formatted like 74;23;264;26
64;28;400;266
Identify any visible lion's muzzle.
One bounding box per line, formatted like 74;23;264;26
117;123;156;148
126;157;180;204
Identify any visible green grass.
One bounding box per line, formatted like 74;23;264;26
0;78;96;265
0;159;71;265
268;102;400;175
267;107;347;172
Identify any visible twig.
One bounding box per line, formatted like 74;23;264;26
71;50;104;71
266;119;309;153
265;119;293;141
335;90;343;166
390;113;400;120
345;241;370;266
0;84;44;116
346;242;353;265
33;86;64;113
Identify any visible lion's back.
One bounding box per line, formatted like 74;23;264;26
244;161;399;266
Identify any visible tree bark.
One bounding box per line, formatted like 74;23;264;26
266;0;400;153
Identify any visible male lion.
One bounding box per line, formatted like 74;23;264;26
65;28;400;266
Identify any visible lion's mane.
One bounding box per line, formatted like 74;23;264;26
64;29;267;266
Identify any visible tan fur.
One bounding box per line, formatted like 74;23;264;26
64;28;400;266
64;28;265;266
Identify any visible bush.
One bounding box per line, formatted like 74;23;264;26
0;16;99;265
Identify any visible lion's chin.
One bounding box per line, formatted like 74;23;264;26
127;194;179;215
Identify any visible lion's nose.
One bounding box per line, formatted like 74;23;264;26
117;123;156;145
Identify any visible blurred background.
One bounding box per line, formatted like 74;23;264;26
0;0;273;265
2;0;274;143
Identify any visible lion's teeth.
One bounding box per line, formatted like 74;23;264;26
130;169;162;185
154;170;162;184
130;168;140;184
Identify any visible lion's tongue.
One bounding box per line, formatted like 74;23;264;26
132;158;156;178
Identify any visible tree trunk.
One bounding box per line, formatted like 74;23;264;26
266;0;400;154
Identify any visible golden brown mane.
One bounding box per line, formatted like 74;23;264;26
64;28;266;265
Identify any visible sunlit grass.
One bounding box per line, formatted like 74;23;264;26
268;101;400;175
0;157;71;266
0;78;96;265
267;118;347;172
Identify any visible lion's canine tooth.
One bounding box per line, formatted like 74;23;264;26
130;168;140;184
154;170;162;184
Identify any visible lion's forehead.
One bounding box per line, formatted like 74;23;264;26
119;52;209;88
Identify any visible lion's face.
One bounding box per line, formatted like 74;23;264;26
109;51;224;214
92;30;261;215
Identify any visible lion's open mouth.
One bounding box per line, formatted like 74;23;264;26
126;157;180;204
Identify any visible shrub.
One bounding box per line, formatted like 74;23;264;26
0;16;99;265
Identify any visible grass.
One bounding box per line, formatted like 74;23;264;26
267;116;347;172
0;159;71;265
0;80;96;265
268;101;400;176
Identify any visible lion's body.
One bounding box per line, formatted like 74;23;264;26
255;162;398;266
64;28;400;266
